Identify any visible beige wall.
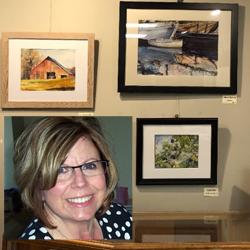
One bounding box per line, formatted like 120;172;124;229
0;0;249;243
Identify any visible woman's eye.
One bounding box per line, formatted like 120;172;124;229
83;162;97;170
58;167;70;174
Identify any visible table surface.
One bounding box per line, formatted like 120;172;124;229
133;212;250;243
5;212;250;246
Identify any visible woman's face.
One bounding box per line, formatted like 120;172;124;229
42;136;107;223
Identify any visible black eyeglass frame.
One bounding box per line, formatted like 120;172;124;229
58;160;109;173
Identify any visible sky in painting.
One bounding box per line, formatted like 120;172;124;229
35;49;75;68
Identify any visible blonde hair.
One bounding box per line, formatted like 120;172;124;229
14;117;118;228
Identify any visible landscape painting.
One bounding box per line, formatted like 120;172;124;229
138;20;218;76
154;134;199;169
21;49;75;91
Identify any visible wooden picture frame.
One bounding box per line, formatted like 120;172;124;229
136;118;218;185
1;32;94;108
118;2;238;94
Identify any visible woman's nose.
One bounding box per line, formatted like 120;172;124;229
72;168;87;187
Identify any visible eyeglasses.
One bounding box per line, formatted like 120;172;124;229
57;160;109;182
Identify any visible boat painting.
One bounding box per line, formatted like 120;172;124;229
138;21;177;40
137;20;219;76
148;38;183;48
182;33;218;60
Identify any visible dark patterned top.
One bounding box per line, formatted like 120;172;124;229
19;202;132;240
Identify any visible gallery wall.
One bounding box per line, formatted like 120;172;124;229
0;0;249;244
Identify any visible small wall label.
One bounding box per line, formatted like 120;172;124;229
222;95;237;104
204;187;219;197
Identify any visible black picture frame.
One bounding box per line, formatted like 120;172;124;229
118;2;238;94
136;118;218;185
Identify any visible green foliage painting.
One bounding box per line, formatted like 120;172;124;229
155;135;199;168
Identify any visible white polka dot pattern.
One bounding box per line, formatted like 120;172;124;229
103;217;108;223
115;231;121;237
28;235;36;240
124;232;130;240
29;229;36;235
39;227;47;233
98;202;132;240
19;202;132;241
125;221;131;227
19;218;54;240
44;236;52;240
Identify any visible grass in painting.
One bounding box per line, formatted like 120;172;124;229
21;78;75;91
155;135;199;168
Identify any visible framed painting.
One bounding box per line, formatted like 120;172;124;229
136;118;218;185
1;32;94;108
118;2;238;94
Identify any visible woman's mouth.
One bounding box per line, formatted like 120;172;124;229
67;195;92;204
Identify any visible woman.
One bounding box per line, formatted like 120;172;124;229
13;117;132;240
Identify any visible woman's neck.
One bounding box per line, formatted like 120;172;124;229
44;205;103;240
47;217;103;240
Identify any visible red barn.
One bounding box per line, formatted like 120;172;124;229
30;56;74;80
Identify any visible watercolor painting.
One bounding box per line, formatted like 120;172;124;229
21;49;75;91
154;134;199;169
137;20;218;76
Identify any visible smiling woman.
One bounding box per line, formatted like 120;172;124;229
12;117;132;240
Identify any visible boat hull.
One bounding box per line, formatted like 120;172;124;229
182;33;218;60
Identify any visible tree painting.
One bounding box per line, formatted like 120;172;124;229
21;49;42;80
155;135;199;168
20;49;75;91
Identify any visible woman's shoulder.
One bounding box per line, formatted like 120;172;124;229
19;218;53;240
98;202;133;240
110;202;132;217
104;202;132;222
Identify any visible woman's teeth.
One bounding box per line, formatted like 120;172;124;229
67;195;92;203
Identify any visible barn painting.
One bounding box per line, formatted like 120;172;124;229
21;49;75;91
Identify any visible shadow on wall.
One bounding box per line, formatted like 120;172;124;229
217;128;231;189
230;186;250;211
